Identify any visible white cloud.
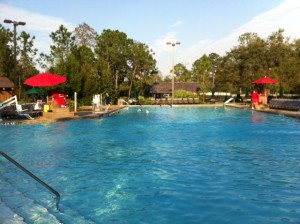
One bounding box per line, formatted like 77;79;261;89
179;39;214;67
160;0;300;75
152;32;179;53
227;0;300;43
0;3;75;54
151;31;182;76
2;0;300;77
170;20;184;28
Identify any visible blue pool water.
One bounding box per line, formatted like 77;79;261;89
0;106;300;223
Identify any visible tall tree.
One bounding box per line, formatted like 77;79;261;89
208;53;221;91
45;25;76;95
191;54;212;101
18;31;38;98
266;29;291;86
239;32;267;85
217;53;240;93
127;41;156;98
49;25;75;74
0;24;13;79
289;39;300;94
66;45;99;102
73;22;97;48
95;29;131;101
174;63;191;82
68;23;99;102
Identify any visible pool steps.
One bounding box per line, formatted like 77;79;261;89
0;180;61;223
0;201;25;224
0;151;61;211
0;172;96;223
0;152;96;223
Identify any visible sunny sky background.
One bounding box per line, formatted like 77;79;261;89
1;0;300;77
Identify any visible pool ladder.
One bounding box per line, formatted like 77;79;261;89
0;150;61;211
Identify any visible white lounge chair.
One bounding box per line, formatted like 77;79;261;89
16;104;34;120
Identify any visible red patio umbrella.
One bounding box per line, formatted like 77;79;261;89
24;73;67;87
253;76;279;84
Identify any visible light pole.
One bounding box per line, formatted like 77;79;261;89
4;19;26;97
212;65;217;96
166;41;180;105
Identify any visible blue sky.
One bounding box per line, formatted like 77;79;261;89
1;0;300;77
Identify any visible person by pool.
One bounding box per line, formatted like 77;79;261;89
138;105;143;112
250;90;260;109
105;93;111;112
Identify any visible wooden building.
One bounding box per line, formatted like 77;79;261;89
0;77;14;102
150;82;200;98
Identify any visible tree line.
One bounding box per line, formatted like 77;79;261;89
0;22;299;104
174;29;300;97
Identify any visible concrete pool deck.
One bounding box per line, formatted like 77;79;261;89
0;105;127;125
1;102;299;126
225;103;300;119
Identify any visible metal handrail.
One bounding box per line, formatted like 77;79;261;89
0;150;61;211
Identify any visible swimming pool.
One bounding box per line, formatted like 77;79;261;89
1;106;300;223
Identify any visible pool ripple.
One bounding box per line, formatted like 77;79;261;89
0;107;299;223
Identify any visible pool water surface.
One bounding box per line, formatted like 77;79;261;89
0;106;300;223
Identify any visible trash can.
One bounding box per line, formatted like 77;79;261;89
44;105;50;112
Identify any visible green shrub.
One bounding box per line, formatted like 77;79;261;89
67;99;75;109
175;90;197;98
138;96;152;105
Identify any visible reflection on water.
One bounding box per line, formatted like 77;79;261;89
251;111;267;123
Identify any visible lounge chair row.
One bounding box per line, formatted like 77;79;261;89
0;104;43;120
153;98;200;105
269;99;300;111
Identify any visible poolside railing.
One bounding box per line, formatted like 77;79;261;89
0;150;61;212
